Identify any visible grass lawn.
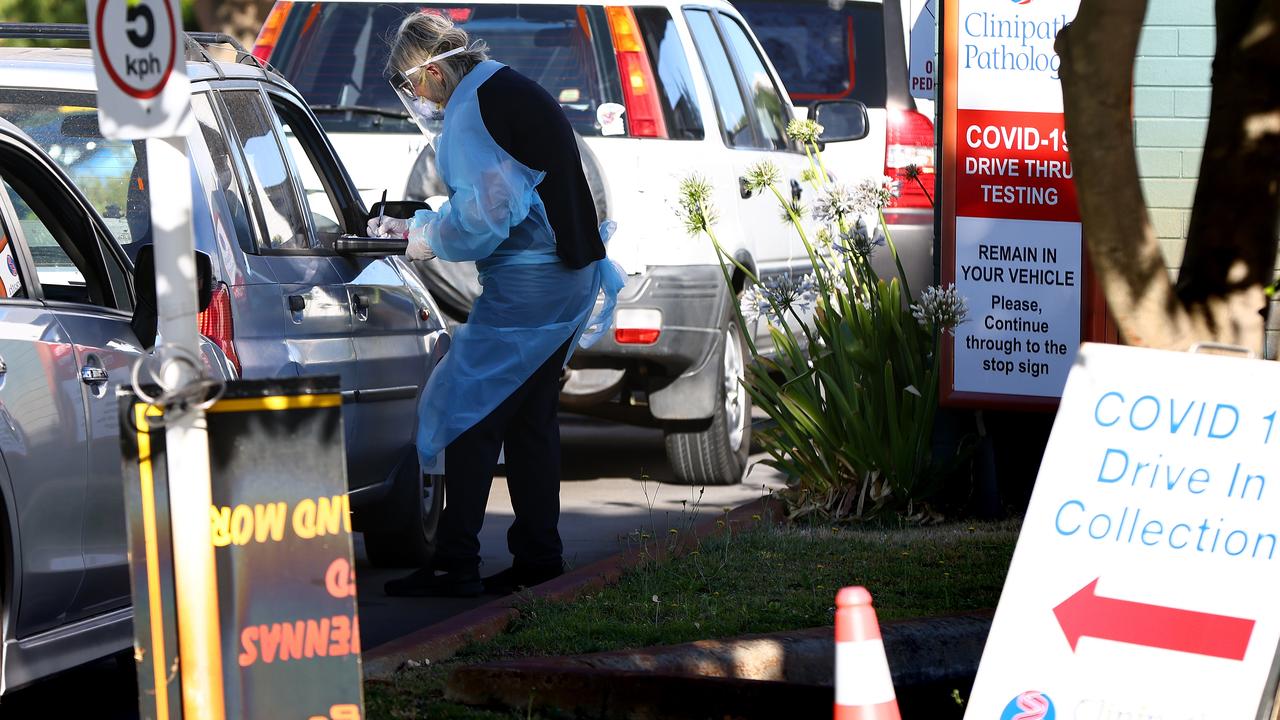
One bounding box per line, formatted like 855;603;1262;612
365;519;1020;719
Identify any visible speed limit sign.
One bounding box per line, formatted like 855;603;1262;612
86;0;193;139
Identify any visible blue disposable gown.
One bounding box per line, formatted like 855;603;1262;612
409;60;625;469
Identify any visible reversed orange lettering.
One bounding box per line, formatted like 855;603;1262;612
293;498;317;539
325;557;356;599
329;614;351;656
254;502;288;543
306;618;330;658
260;623;283;664
231;504;253;546
238;626;259;667
210;506;231;547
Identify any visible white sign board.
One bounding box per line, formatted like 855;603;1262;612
908;0;936;100
967;344;1280;720
86;0;193;140
943;0;1083;403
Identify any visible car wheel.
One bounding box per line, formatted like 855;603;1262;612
663;315;751;485
363;459;444;568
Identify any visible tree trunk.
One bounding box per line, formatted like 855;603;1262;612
1057;0;1280;353
1175;0;1280;352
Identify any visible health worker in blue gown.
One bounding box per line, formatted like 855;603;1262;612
370;13;625;597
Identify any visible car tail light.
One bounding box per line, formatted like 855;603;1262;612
252;1;294;61
885;109;935;209
605;6;668;139
198;283;241;376
614;308;662;345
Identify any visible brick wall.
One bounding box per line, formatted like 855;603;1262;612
1132;0;1215;272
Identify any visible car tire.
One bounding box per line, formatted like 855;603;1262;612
663;315;752;485
363;459;444;568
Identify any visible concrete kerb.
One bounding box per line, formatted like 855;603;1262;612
362;494;783;679
443;613;995;719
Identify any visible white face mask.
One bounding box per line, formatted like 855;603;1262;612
411;98;446;147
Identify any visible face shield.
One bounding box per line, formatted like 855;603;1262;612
390;45;468;146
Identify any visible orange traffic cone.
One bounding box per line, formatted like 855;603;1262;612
835;587;901;720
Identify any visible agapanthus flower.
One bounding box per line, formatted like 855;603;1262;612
911;284;969;333
743;161;781;192
814;227;834;248
779;199;807;225
741;273;819;326
676;174;719;236
812;183;858;225
800;167;820;184
853;176;899;213
786;118;824;144
835;218;885;257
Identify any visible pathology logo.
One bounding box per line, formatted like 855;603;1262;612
1001;691;1055;720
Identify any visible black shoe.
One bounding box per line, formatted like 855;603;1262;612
384;566;483;597
482;563;565;595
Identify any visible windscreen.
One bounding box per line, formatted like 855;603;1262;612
269;3;623;136
734;0;887;108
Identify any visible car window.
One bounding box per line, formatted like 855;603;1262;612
0;92;150;250
192;93;256;254
734;0;888;109
0;151;120;308
718;13;792;151
2;185;80;294
220;90;310;251
272;100;345;247
634;7;704;141
270;3;624;138
685;9;755;148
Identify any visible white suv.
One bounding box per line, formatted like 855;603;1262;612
735;0;937;299
257;0;872;484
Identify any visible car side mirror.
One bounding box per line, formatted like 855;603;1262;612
369;199;432;220
811;100;870;143
130;244;214;350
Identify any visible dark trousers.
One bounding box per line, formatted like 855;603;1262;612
432;341;569;573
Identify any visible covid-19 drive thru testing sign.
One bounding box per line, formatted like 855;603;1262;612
966;344;1280;720
940;0;1106;408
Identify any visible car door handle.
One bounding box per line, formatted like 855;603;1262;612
288;294;307;312
0;356;7;375
738;176;754;199
80;366;109;385
791;179;803;203
352;293;370;311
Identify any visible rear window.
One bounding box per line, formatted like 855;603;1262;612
270;3;625;136
734;0;887;109
0;90;144;268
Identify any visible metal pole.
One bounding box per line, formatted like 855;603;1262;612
147;135;226;720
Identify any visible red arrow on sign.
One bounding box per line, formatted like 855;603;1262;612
1054;578;1254;660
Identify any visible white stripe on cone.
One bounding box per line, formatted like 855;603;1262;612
835;638;897;707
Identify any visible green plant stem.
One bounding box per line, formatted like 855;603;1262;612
879;209;913;300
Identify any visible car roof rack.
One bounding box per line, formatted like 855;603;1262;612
0;22;282;81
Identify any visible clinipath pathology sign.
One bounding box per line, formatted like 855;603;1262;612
941;0;1083;405
966;344;1280;720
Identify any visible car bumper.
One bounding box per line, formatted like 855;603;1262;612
561;264;730;420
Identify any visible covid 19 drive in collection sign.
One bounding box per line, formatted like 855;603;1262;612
966;344;1280;719
941;0;1085;405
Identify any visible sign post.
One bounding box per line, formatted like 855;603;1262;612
940;0;1093;407
966;344;1280;719
87;1;221;718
